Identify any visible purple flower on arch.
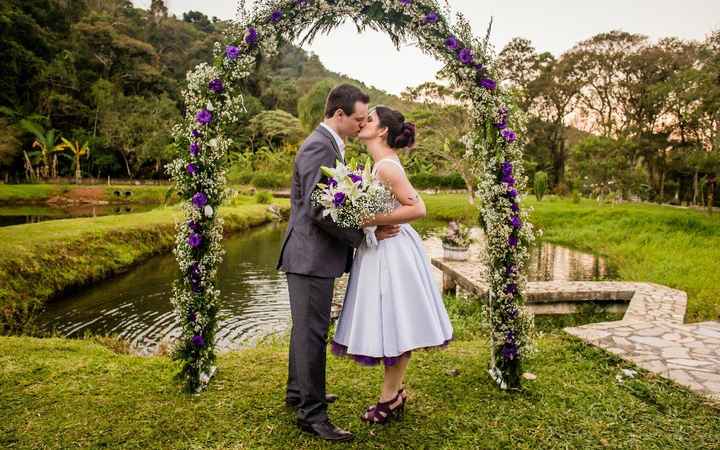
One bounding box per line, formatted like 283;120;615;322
458;48;473;65
399;0;412;5
333;192;346;207
479;78;497;90
424;12;439;24
504;283;518;295
510;215;522;229
495;107;509;130
188;232;202;248
245;27;258;46
501;161;513;177
209;78;224;94
508;187;518;199
191;335;205;348
225;45;240;60
505;265;516;276
189;142;200;156
501;342;518;360
501;128;517;144
187;220;200;232
270;10;283;22
508;235;519;247
349;174;362;184
510;202;520;213
192;192;208;209
187;163;199;175
445;36;459;51
191;130;202;138
196;109;212;126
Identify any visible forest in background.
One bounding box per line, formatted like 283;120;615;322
1;0;718;206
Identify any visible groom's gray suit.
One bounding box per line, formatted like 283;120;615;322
277;125;363;424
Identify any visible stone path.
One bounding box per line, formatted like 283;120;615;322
431;257;720;402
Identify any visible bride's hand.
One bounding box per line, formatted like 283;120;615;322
375;225;401;241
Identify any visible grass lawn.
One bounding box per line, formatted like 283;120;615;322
0;184;179;205
417;193;720;323
1;295;718;449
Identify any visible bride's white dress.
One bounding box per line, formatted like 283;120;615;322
332;158;454;365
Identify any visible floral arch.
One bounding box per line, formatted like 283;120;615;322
166;0;535;393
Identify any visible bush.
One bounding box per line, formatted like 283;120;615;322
251;172;291;189
410;172;466;190
255;191;274;204
571;190;581;204
534;171;548;201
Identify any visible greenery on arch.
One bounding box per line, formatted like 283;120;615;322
166;0;535;393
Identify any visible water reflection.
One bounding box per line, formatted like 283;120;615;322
36;223;615;354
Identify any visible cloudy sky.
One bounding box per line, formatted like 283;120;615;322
133;0;720;95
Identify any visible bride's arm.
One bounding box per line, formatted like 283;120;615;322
366;165;426;226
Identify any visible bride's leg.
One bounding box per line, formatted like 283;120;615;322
381;354;410;401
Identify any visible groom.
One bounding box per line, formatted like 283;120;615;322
277;84;399;442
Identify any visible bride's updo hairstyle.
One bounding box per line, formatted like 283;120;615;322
374;106;416;150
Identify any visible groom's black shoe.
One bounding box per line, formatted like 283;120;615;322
285;393;338;408
296;418;353;442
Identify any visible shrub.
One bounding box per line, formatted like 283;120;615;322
251;172;291;189
255;191;274;204
534;171;548;201
410;172;466;189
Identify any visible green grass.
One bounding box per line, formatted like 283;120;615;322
525;196;720;322
0;184;179;205
0;198;290;333
1;296;718;449
418;193;720;323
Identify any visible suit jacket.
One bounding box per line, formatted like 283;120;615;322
277;125;364;278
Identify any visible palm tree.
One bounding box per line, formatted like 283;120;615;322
57;137;90;183
19;120;63;179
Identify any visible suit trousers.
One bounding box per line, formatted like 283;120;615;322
285;272;335;423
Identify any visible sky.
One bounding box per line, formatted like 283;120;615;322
133;0;720;95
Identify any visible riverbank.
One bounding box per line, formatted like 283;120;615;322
0;184;180;205
418;193;720;323
0;198;290;333
1;295;718;449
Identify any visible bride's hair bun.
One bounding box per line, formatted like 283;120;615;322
375;106;417;150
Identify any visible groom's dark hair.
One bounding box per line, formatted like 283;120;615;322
325;84;370;118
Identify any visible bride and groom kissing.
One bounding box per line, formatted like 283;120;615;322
277;84;453;442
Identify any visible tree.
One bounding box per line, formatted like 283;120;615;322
0;118;22;180
182;11;214;33
297;79;334;133
247;110;304;151
57;137;90;182
18;120;63;178
98;93;178;178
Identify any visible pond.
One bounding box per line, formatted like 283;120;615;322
0;204;159;227
36;223;616;354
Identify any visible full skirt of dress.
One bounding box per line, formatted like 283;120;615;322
332;223;454;366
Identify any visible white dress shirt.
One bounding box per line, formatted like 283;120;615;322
320;122;345;160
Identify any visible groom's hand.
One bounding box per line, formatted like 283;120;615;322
375;225;401;241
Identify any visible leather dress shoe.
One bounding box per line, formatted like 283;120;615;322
296;418;353;442
285;393;338;408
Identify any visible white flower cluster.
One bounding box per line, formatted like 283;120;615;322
311;158;395;229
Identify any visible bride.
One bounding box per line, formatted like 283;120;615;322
332;105;454;424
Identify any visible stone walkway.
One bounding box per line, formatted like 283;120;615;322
431;257;720;402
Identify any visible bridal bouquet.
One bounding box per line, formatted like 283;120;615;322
311;157;394;230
